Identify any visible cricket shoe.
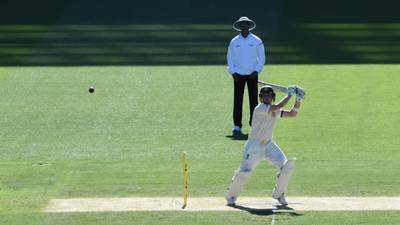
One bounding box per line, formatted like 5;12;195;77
272;188;288;206
232;126;241;133
225;196;236;206
273;193;288;206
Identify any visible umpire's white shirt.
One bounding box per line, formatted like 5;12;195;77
248;103;281;142
227;33;265;75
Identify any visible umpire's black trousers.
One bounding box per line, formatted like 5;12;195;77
233;74;258;128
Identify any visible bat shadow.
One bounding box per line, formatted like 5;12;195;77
228;204;303;217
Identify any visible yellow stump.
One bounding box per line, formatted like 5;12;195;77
182;151;189;208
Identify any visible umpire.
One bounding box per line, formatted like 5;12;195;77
227;16;265;134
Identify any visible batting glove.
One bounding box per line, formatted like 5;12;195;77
296;88;305;102
295;85;306;95
293;85;300;94
287;85;296;97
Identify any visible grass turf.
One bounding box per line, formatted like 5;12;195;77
2;211;400;225
0;65;399;224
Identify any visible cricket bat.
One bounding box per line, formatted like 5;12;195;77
258;80;288;93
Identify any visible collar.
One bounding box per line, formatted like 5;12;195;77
240;32;252;39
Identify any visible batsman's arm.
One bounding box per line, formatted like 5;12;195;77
281;100;301;118
258;80;288;93
269;94;292;112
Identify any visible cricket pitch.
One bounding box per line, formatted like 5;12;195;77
44;197;400;212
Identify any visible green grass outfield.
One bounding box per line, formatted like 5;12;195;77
1;65;400;224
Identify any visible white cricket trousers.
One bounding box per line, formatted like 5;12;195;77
226;139;287;199
241;139;287;171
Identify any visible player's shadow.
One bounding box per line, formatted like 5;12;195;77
225;132;248;140
228;204;303;217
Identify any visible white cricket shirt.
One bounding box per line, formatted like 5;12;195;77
227;33;265;75
248;103;281;142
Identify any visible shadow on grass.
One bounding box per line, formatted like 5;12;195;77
228;204;304;217
225;132;248;141
1;22;400;66
0;24;232;66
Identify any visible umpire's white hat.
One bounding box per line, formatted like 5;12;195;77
233;16;256;31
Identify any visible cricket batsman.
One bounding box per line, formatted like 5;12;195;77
225;85;305;206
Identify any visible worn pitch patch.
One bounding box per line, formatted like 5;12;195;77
44;197;400;212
